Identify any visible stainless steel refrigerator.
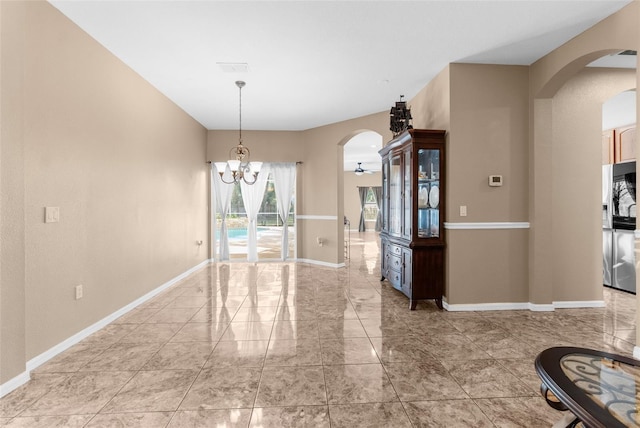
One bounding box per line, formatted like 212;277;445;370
603;162;636;294
602;165;613;287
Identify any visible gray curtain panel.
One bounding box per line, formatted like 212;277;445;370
358;186;368;232
373;186;382;231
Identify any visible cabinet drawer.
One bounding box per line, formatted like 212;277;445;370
388;269;402;289
388;253;403;272
388;244;403;257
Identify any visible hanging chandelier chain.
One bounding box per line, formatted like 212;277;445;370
238;81;242;144
236;80;245;145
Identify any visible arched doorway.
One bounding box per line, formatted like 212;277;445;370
343;132;383;233
528;0;638;317
530;53;637;308
335;130;385;265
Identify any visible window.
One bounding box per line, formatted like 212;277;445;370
258;178;295;227
364;187;378;221
216;172;296;259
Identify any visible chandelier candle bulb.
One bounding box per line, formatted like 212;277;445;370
251;162;263;173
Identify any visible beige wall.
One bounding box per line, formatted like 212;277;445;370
449;64;530;223
1;1;27;384
207;130;304;164
411;65;451;131
443;64;530;304
1;1;208;381
551;68;636;302
343;171;381;231
447;229;529;304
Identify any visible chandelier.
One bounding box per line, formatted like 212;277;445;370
214;80;262;185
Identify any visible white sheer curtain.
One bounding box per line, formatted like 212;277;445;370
212;163;234;261
240;164;271;262
271;162;296;260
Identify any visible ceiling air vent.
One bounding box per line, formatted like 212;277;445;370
217;62;249;73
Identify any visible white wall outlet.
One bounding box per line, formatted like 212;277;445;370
75;284;83;300
317;237;324;247
45;206;60;223
460;205;467;217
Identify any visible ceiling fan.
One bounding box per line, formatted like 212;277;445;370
354;162;375;176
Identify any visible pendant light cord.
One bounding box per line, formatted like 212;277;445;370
238;82;243;144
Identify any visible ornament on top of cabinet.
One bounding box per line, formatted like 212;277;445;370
389;95;413;137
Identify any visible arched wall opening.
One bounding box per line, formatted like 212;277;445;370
296;110;389;267
530;51;638;310
335;129;383;264
552;67;635;303
342;131;383;234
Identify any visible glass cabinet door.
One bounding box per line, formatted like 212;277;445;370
389;154;402;236
403;148;412;239
381;160;389;232
417;148;440;238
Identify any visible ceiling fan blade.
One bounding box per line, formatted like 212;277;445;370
365;170;375;174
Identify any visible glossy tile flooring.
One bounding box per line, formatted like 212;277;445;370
1;232;637;427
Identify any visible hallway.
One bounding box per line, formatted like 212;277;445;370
0;232;635;427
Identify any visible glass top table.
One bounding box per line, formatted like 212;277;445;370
535;347;640;428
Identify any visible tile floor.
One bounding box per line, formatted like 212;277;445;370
0;232;636;427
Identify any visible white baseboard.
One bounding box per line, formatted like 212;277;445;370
0;371;31;398
553;300;605;309
528;303;556;312
296;215;338;220
444;301;532;311
444;222;530;230
0;259;212;399
295;258;345;268
444;300;605;312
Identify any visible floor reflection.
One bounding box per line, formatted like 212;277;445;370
1;231;636;427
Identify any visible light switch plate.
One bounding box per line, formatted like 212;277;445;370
45;207;60;223
460;205;467;217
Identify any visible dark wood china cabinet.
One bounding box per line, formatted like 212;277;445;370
379;129;446;309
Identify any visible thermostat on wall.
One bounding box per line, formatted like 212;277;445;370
488;175;503;187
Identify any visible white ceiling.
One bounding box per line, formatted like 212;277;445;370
48;0;634;170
